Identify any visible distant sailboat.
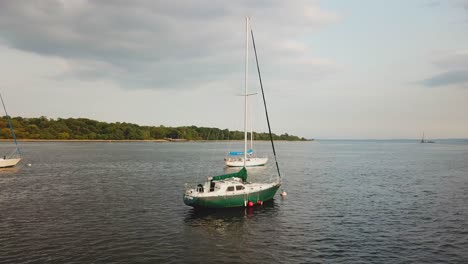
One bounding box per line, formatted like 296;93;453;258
0;93;21;168
223;17;268;168
420;132;435;144
225;151;268;167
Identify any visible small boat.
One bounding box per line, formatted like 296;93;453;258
0;93;21;168
184;17;282;208
224;149;268;167
420;132;435;144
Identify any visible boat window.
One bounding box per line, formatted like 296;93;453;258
236;185;244;190
197;184;204;193
227;186;235;191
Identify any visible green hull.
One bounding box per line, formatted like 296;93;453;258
184;183;281;208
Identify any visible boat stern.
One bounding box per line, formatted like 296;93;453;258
183;185;201;207
183;193;197;206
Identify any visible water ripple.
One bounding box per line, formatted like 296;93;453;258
0;141;467;263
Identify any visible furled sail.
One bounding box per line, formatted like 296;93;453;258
229;149;253;156
211;167;248;182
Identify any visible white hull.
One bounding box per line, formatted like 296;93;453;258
0;158;21;168
224;157;268;167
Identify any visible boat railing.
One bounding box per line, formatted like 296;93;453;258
3;148;20;159
184;183;197;191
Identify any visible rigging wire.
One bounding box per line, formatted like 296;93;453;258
250;28;281;179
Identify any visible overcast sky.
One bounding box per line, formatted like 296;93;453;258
0;0;467;139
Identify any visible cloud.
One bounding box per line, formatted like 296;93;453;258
423;0;468;22
421;70;468;87
422;0;441;7
462;0;468;9
0;0;339;90
421;50;468;88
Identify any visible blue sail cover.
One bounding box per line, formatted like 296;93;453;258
229;149;253;156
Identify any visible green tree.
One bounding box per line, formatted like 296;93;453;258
0;116;307;141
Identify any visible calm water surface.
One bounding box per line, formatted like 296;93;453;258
0;141;467;263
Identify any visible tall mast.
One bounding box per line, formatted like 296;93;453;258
243;17;249;167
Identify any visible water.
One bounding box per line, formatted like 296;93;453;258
0;141;467;263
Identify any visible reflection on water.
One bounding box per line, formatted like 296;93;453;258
185;199;276;224
0;167;20;174
181;200;281;264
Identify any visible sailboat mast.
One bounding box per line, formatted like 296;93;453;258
0;93;20;155
243;17;249;167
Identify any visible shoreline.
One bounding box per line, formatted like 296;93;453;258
0;139;312;143
0;139;170;143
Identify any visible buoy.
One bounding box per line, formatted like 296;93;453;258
280;191;287;197
27;164;32;167
248;201;254;207
257;200;262;205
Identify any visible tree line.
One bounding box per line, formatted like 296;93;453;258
0;116;308;141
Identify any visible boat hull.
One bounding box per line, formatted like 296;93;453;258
224;157;268;167
0;158;21;168
184;183;280;208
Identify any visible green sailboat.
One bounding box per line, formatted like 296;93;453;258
183;17;282;208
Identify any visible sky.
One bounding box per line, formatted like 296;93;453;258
0;0;467;139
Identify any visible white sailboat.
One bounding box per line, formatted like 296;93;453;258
224;154;268;167
0;93;21;168
224;19;268;167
